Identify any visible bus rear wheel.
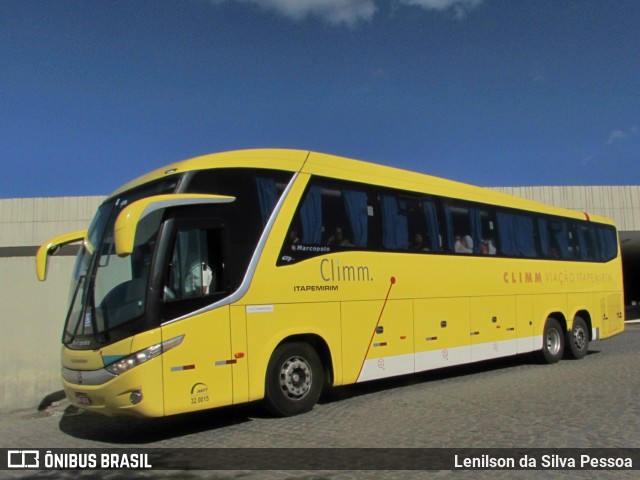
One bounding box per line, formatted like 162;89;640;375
536;317;564;364
565;316;589;360
264;342;323;417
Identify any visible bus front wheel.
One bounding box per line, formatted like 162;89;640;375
264;342;323;417
565;316;589;360
536;317;564;364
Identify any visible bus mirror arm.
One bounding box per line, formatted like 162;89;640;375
114;193;235;257
36;229;87;281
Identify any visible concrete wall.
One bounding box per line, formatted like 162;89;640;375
0;197;104;413
1;187;639;413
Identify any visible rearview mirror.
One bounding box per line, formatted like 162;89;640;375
36;230;87;281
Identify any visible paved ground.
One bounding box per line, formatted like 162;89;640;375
1;325;639;479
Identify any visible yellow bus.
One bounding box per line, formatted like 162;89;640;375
37;149;624;417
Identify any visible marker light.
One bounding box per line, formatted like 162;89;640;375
105;335;184;375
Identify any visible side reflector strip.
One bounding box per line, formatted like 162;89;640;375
171;365;195;372
425;336;438;341
373;342;387;347
215;359;237;366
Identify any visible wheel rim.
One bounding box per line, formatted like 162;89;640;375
546;327;561;355
279;356;312;400
573;326;587;350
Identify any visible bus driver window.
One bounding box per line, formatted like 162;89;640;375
164;229;217;301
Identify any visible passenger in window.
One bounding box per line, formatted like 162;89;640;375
455;235;473;254
288;229;300;245
411;233;430;252
327;227;353;247
481;238;497;255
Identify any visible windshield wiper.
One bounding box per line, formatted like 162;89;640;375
87;277;108;344
63;275;85;344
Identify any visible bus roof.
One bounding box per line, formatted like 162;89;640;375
110;149;615;226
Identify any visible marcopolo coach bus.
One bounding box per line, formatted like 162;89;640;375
37;149;624;417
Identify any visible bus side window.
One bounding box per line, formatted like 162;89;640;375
548;220;570;259
496;211;537;257
444;204;473;254
596;225;618;262
423;199;443;252
297;185;324;245
323;188;354;247
567;224;579;259
576;223;597;261
164;228;225;302
294;184;357;247
280;178;374;264
398;195;442;253
477;208;497;255
380;194;409;250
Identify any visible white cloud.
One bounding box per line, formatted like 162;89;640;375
399;0;484;19
605;125;639;145
606;129;628;145
211;0;484;25
220;0;377;26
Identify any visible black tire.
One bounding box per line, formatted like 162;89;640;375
264;342;323;417
536;317;565;364
565;316;589;360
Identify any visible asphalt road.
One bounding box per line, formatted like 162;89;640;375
2;324;639;479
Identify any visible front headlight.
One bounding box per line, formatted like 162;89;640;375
105;335;184;375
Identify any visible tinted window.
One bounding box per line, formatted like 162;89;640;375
381;194;409;250
445;203;473;254
277;175;618;265
164;227;226;302
380;193;443;253
596;225;618;262
444;203;498;256
279;178;376;264
401;195;442;253
187;168;293;283
496;211;537;257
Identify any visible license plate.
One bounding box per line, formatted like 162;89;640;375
75;393;92;405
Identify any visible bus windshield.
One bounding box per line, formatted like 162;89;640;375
62;168;294;349
63;178;179;348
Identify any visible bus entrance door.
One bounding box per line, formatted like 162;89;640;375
157;217;234;415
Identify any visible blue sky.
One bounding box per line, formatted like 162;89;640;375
1;0;639;198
